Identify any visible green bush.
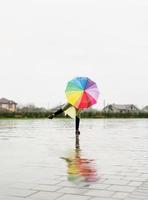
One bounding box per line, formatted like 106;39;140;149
0;106;148;119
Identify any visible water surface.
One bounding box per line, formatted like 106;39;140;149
0;119;148;196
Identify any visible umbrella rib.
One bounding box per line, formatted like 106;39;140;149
75;92;84;109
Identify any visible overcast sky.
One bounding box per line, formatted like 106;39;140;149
0;0;148;109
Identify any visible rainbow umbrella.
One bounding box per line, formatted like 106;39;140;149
65;77;99;109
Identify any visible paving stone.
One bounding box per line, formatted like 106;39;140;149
126;177;147;182
126;198;137;200
32;184;62;192
85;189;115;197
36;179;63;185
0;196;26;200
28;191;63;200
102;175;124;180
58;180;90;188
141;174;148;179
10;182;38;190
128;194;148;199
89;184;110;190
141;184;148;188
112;191;129;199
3;189;38;198
98;178;107;183
120;172;141;177
107;185;136;192
56;194;91;200
143;184;148;187
128;181;143;187
57;186;88;195
136;189;148;194
91;198;117;200
129;192;148;197
103;179;129;185
57;181;76;187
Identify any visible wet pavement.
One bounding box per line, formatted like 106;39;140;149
0;119;148;200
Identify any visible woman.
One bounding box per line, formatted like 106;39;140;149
48;103;81;136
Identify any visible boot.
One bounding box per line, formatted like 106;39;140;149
48;108;63;119
76;130;80;135
48;113;55;119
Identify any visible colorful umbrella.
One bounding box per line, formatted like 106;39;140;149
65;77;99;109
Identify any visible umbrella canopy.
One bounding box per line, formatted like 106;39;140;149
65;77;99;109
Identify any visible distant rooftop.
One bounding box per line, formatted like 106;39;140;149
142;106;148;110
111;104;138;110
0;98;17;105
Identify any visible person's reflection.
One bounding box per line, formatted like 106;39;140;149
61;136;98;185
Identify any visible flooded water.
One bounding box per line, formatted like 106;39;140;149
0;119;148;198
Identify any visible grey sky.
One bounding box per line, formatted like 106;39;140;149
0;0;148;109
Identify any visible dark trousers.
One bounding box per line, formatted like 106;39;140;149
54;108;80;131
75;116;80;131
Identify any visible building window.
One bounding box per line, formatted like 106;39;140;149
9;104;13;109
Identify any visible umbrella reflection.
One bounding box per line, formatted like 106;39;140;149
61;136;98;185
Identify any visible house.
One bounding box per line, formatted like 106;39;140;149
103;104;139;113
0;98;17;112
142;106;148;112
